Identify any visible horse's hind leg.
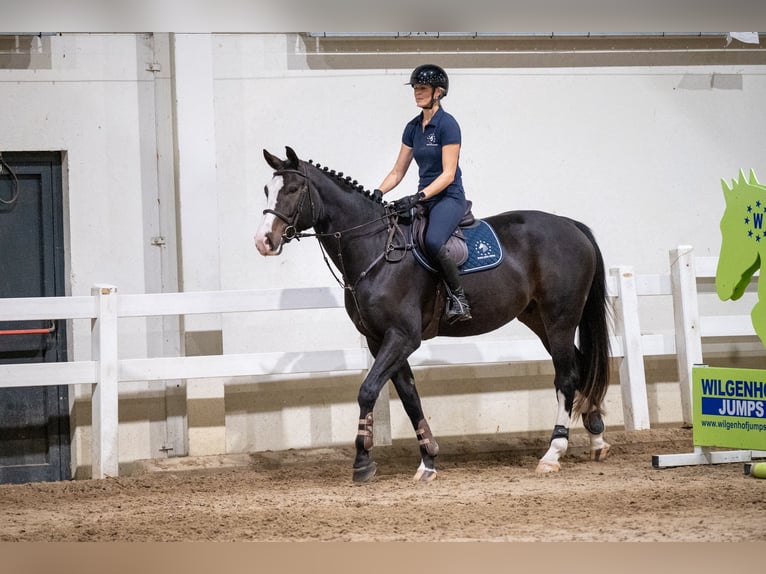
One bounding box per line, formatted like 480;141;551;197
521;315;579;474
389;363;439;482
536;386;574;474
581;402;610;462
536;349;610;472
537;354;612;471
525;328;579;474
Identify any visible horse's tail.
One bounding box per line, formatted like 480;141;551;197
573;221;611;419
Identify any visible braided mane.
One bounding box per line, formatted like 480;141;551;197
307;159;388;205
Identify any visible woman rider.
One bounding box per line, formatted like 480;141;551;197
376;64;472;324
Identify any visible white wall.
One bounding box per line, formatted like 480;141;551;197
2;33;764;470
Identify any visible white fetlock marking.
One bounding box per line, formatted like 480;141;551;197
537;437;568;474
554;391;570;428
413;459;437;481
417;460;435;473
541;437;569;463
589;435;611;461
589;434;606;452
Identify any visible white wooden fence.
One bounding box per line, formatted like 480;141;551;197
0;247;760;478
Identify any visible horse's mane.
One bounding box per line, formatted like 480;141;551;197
306;159;387;206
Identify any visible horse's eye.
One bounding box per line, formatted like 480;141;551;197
285;182;303;194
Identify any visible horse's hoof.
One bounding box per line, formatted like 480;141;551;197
590;442;611;462
413;468;437;483
352;461;377;483
535;460;561;474
413;460;437;482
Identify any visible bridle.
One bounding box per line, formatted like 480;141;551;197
262;166;315;245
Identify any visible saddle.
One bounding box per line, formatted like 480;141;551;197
408;199;504;275
412;200;475;267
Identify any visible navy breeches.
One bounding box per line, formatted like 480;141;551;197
423;194;466;259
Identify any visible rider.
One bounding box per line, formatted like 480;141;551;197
376;64;472;324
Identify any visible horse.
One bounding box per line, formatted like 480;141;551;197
717;169;766;347
255;146;611;482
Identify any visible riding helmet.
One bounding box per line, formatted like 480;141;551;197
407;64;449;97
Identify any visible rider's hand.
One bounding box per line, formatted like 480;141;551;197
392;192;425;213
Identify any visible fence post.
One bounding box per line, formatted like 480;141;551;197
91;284;119;478
670;246;702;426
610;266;651;430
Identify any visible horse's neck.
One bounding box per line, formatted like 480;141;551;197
313;185;384;238
313;191;389;279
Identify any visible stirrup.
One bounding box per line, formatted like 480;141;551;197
445;289;472;324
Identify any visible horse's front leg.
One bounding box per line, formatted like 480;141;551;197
354;329;418;483
389;362;439;482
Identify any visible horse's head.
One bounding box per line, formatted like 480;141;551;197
255;147;314;256
716;170;765;301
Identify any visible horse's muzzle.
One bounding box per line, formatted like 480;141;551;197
255;231;283;256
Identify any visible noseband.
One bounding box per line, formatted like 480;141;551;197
262;166;315;243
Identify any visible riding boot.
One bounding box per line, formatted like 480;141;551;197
435;245;472;324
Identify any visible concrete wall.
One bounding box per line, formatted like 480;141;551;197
1;33;764;473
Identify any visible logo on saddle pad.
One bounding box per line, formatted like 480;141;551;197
474;238;498;261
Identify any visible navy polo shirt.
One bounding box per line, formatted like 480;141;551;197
402;107;464;199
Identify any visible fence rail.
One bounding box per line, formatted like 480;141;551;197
0;247;760;478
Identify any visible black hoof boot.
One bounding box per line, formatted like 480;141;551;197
582;410;605;435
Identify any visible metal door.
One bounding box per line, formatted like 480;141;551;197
0;152;70;483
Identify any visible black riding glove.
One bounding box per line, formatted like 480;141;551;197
392;192;425;213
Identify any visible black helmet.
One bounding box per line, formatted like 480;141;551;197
407;64;449;97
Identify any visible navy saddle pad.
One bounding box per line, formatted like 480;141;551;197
412;219;504;275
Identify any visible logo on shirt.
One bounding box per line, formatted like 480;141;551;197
425;132;438;147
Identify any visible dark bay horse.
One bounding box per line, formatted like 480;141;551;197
255;147;611;482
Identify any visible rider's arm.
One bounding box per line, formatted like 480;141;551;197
377;144;413;194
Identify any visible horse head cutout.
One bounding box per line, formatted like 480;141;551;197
717;169;766;347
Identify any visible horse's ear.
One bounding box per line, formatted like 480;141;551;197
285;146;300;169
721;178;732;198
263;149;284;171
